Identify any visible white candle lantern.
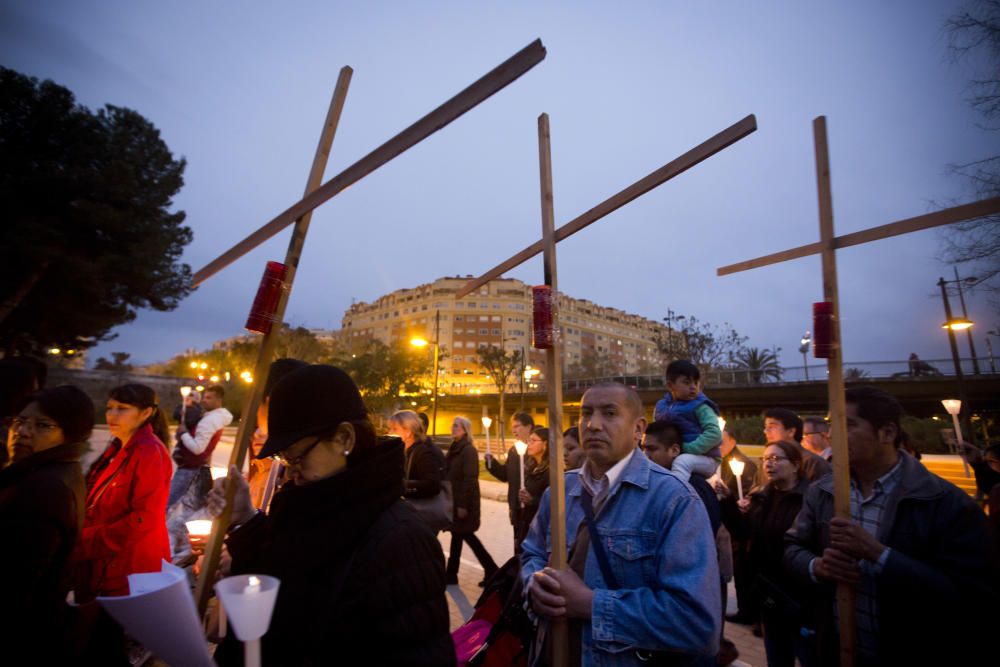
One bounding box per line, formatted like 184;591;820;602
941;399;971;478
514;439;528;507
482;415;493;456
215;574;280;667
728;458;745;500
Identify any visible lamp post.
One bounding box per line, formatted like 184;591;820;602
410;309;441;437
941;399;971;478
951;269;981;375
938;277;973;440
482;413;492;456
799;331;811;381
987;330;999;374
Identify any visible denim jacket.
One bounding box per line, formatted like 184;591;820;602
520;450;721;666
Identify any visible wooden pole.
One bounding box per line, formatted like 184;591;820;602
455;114;757;298
537;112;568;666
192;40;546;286
813;116;855;667
194;67;353;615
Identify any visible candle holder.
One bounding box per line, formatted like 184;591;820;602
215;574;280;667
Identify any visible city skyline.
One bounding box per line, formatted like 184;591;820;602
2;2;995;369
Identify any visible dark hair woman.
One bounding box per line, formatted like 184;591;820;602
719;440;815;667
515;426;551;549
208;365;454;666
1;385;93;663
445;416;498;586
75;384;172;601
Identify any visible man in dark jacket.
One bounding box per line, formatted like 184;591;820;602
484;411;534;550
784;386;995;666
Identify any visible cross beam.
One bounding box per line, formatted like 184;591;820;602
455;114;757;298
718;196;1000;276
192;39;547;286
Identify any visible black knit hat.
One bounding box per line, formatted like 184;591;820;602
257;364;368;458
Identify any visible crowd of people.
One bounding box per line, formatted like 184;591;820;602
1;354;998;666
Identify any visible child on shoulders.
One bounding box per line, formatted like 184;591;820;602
653;359;722;481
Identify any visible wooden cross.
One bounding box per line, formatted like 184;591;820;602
717;116;1000;667
191;41;547;614
456;112;757;665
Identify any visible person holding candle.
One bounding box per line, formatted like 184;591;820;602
515;426;551;549
1;385;93;663
719;439;814;667
444;416;498;586
485;411;534;551
208;365;454;666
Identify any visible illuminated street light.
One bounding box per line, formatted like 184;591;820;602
209;375;220;383
48;348;61;355
799;331;811;381
409;337;429;347
200;362;208;370
941;318;974;331
190;361;199;369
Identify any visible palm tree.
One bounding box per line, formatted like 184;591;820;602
733;347;783;384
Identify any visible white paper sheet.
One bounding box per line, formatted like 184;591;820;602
98;560;215;667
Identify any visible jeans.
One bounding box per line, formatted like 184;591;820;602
166;467;211;561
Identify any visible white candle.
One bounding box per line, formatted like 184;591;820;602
728;458;745;501
482;416;492;457
514;440;527;508
210;466;228;481
185;519;212;537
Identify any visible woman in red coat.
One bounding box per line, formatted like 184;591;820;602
75;383;172;600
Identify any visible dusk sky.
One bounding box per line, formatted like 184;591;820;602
3;1;996;371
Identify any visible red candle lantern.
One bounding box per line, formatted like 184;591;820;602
532;285;555;349
245;261;288;335
812;301;834;358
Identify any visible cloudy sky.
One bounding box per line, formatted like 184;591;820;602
3;1;996;370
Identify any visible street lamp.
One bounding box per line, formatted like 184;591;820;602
799;331;811;381
410;309;441;437
937;276;973;440
941;399;971;478
940;271;981;374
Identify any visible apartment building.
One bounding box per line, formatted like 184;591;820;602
340;276;674;395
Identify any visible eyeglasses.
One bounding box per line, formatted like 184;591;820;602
762;455;789;464
274;436;323;467
5;416;60;432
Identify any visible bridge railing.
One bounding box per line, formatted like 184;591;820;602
560;357;998;392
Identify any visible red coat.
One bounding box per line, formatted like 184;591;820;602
75;423;172;599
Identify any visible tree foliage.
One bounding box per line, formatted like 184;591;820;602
341;339;431;414
733;347;783;384
0;67;191;355
654;312;748;373
476;344;523;443
94;352;134;373
942;1;1000;294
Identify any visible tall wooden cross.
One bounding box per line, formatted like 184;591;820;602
717;116;1000;667
190;40;547;614
456;112;757;665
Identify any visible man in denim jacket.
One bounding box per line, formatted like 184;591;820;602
521;382;720;665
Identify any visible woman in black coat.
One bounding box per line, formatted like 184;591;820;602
1;385;93;664
444;416;498;585
515;426;551;548
209;365;454;666
720;440;815;667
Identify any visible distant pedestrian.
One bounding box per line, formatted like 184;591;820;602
167;384;232;563
653;359;722;482
1;385;93;664
389;409;447;532
444;416;498;586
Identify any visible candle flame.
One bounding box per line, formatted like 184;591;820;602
728;459;745;476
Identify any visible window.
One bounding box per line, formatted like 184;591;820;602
492;304;501;309
491;316;501;322
454;342;463;348
454;315;464;321
468;302;477;308
479;315;489;321
491;328;501;335
480;328;489;335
